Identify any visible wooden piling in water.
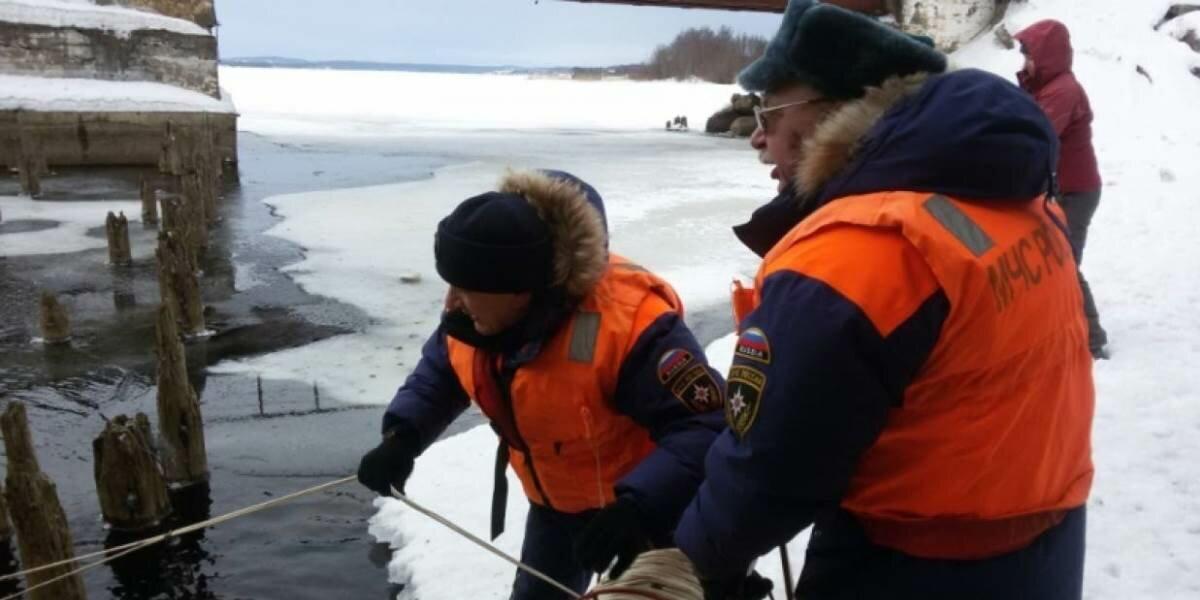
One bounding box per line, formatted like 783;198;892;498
154;305;208;485
0;483;11;543
17;155;42;199
38;291;70;345
180;173;209;253
1;403;88;600
156;231;205;337
93;413;172;530
105;211;133;266
140;177;159;227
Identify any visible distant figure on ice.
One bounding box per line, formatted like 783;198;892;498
657;2;1095;599
1016;19;1109;358
357;170;725;599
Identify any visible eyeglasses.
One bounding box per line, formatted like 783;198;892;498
753;98;828;133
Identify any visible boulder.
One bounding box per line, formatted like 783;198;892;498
730;93;762;116
705;107;739;134
730;116;758;138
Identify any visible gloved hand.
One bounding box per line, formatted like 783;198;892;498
357;427;420;496
573;496;650;579
702;571;774;600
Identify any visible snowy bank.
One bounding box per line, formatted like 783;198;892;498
0;0;207;38
0;73;235;113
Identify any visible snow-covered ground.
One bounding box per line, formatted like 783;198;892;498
4;0;1188;596
218;66;744;136
0;0;207;37
0;73;235;112
206;1;1200;597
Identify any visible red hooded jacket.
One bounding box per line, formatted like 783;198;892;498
1015;20;1102;194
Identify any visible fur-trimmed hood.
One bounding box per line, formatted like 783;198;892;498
498;170;608;299
734;68;1060;257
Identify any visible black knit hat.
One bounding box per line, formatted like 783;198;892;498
738;0;947;98
434;191;553;293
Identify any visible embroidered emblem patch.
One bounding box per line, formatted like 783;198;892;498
726;365;765;437
670;364;723;413
734;327;771;365
657;348;695;384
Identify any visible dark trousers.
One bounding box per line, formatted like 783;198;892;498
796;507;1087;600
510;503;596;600
1061;190;1107;351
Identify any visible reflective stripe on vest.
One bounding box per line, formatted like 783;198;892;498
446;254;669;513
751;191;1094;558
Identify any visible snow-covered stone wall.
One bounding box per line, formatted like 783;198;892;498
98;0;216;29
0;21;219;96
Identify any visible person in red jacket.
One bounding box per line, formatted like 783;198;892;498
1016;19;1109;358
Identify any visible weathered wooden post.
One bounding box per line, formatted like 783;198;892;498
156;231;205;337
155;305;208;485
0;483;11;543
17;154;42;199
140;177;159;227
180;173;209;254
105;211;133;266
1;403;88;600
159;193;194;273
38;292;70;345
93;413;172;530
159;120;179;176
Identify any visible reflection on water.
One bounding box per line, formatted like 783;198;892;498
0;541;22;599
106;484;216;600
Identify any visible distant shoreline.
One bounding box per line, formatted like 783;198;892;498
220;57;574;76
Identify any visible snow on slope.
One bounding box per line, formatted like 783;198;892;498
0;73;235;112
0;0;207;37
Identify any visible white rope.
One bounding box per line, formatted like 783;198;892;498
387;485;584;599
0;476;357;591
0;538;150;600
1;475;702;600
583;549;702;600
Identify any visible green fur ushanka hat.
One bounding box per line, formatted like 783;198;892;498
738;0;948;98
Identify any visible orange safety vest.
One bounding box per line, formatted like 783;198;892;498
736;191;1094;558
447;255;680;513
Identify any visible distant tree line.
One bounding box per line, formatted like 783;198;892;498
638;26;769;84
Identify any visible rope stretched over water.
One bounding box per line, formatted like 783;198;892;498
0;474;700;600
0;476;358;599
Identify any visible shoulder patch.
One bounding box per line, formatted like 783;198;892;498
657;348;695;384
726;365;765;438
669;363;723;413
734;327;771;365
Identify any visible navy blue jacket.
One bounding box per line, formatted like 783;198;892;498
384;173;724;533
675;69;1062;577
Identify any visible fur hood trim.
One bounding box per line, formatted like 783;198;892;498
498;170;608;299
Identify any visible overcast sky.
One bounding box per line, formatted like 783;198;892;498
214;0;782;67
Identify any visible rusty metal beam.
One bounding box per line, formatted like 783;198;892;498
563;0;786;12
558;0;889;14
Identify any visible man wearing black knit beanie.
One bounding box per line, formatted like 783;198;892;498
358;169;725;600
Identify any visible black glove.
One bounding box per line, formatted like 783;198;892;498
357;427;420;496
703;571;774;600
573;496;650;579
